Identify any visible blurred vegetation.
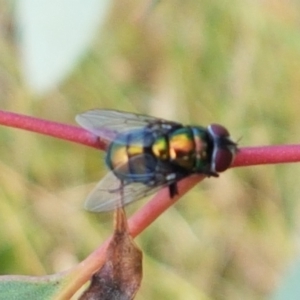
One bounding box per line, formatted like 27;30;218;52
1;0;300;299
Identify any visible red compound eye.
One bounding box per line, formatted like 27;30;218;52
213;147;234;172
209;124;230;138
207;124;237;173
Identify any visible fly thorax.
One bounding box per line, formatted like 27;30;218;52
191;127;210;171
168;128;198;170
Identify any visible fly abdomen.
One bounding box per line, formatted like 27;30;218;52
106;129;158;183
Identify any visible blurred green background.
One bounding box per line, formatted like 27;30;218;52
1;1;300;299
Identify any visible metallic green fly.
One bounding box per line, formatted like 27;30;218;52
76;109;237;212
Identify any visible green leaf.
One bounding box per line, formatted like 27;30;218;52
0;274;65;300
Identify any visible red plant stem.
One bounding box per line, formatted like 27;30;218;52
0;110;105;150
232;145;300;167
128;175;203;236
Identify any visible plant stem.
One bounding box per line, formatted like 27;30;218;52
232;145;300;167
0;110;105;150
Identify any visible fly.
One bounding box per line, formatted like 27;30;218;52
76;109;237;212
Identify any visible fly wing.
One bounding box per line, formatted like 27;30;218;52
76;109;181;142
84;170;174;212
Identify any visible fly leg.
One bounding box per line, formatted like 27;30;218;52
203;170;219;177
168;182;179;198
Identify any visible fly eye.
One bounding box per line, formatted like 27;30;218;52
213;148;234;172
209;124;230;138
208;123;237;173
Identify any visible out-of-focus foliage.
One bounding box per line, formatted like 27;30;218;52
16;0;110;93
271;259;300;300
0;0;300;299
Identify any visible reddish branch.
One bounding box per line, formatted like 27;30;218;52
0;110;105;150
